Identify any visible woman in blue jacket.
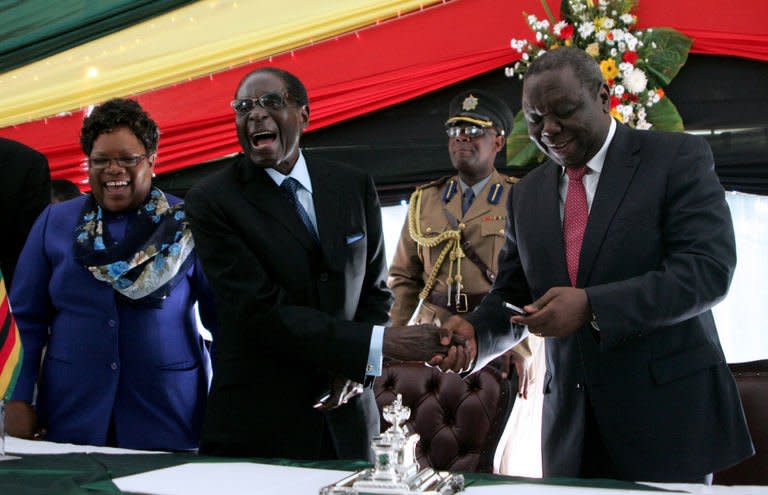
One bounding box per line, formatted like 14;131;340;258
5;98;215;451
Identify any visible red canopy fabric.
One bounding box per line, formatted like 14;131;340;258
1;0;766;189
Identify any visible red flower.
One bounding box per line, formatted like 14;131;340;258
557;24;574;40
610;96;621;109
622;51;639;64
622;92;630;101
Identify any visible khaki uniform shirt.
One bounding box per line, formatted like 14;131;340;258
388;169;522;329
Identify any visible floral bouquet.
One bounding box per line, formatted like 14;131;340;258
505;0;691;166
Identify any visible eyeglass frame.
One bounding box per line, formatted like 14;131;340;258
87;154;149;169
445;125;503;139
230;92;297;115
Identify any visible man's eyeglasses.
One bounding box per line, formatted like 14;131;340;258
88;155;147;169
231;92;294;115
445;125;497;138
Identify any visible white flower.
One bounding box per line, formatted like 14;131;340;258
625;34;638;51
611;29;625;42
527;14;538;26
578;22;595;38
619;104;634;120
636;121;652;130
620;13;635;25
619;62;634;73
618;41;627;52
596;30;606;42
613;84;625;97
553;21;568;37
623;67;648;93
603;18;615;29
536;31;543;41
610;47;618;56
505;67;515;78
522;52;530;61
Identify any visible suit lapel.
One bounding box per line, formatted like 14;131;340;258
237;157;318;252
578;124;640;286
309;160;345;269
533;162;571;286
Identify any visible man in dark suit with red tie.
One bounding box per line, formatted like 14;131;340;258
185;68;465;461
441;47;753;482
0;138;50;289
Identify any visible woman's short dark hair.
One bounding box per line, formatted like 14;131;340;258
525;47;604;93
80;98;159;156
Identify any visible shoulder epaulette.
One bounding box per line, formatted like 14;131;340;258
417;175;452;190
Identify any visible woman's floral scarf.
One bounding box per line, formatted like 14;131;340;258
73;187;195;307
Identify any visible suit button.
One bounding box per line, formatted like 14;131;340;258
576;383;583;390
426;227;432;233
108;319;116;327
110;362;118;370
458;223;466;230
319;273;329;282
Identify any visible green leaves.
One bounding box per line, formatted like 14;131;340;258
643;28;692;86
506;110;545;167
645;95;685;132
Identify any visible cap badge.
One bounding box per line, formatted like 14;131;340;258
462;94;479;111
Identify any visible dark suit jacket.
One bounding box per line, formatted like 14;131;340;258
0;138;50;288
185;153;392;460
469;124;753;481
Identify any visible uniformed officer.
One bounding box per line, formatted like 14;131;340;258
388;89;532;395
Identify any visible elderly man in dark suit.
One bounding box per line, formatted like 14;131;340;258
185;67;465;461
0;138;50;289
441;47;753;482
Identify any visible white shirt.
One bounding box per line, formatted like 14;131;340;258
558;118;617;221
265;151;319;235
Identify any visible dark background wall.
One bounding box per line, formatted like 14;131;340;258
156;54;768;204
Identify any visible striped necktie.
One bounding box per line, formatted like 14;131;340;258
280;177;320;244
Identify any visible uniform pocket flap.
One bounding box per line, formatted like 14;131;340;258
650;343;723;385
480;218;505;237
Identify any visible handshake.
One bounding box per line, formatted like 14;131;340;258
314;316;478;411
382;315;477;373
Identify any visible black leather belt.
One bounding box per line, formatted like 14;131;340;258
426;291;486;313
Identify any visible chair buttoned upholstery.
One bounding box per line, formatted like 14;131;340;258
714;359;768;485
373;361;513;472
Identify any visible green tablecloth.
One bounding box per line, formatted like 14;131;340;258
0;452;664;495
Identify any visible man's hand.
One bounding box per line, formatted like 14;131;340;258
513;287;591;338
313;375;364;411
431;315;478;373
5;400;45;440
383;324;455;362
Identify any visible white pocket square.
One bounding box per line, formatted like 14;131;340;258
346;232;365;244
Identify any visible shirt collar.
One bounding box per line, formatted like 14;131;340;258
459;172;493;197
560;117;616;176
265;150;313;193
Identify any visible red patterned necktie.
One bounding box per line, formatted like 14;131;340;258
563;165;588;286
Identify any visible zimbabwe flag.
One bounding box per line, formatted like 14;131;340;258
0;269;22;400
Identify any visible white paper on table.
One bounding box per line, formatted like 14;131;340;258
465;482;678;494
4;435;166;455
113;462;353;495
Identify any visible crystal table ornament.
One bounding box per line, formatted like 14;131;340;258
320;394;464;495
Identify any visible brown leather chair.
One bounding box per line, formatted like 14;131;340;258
373;361;513;472
714;359;768;485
